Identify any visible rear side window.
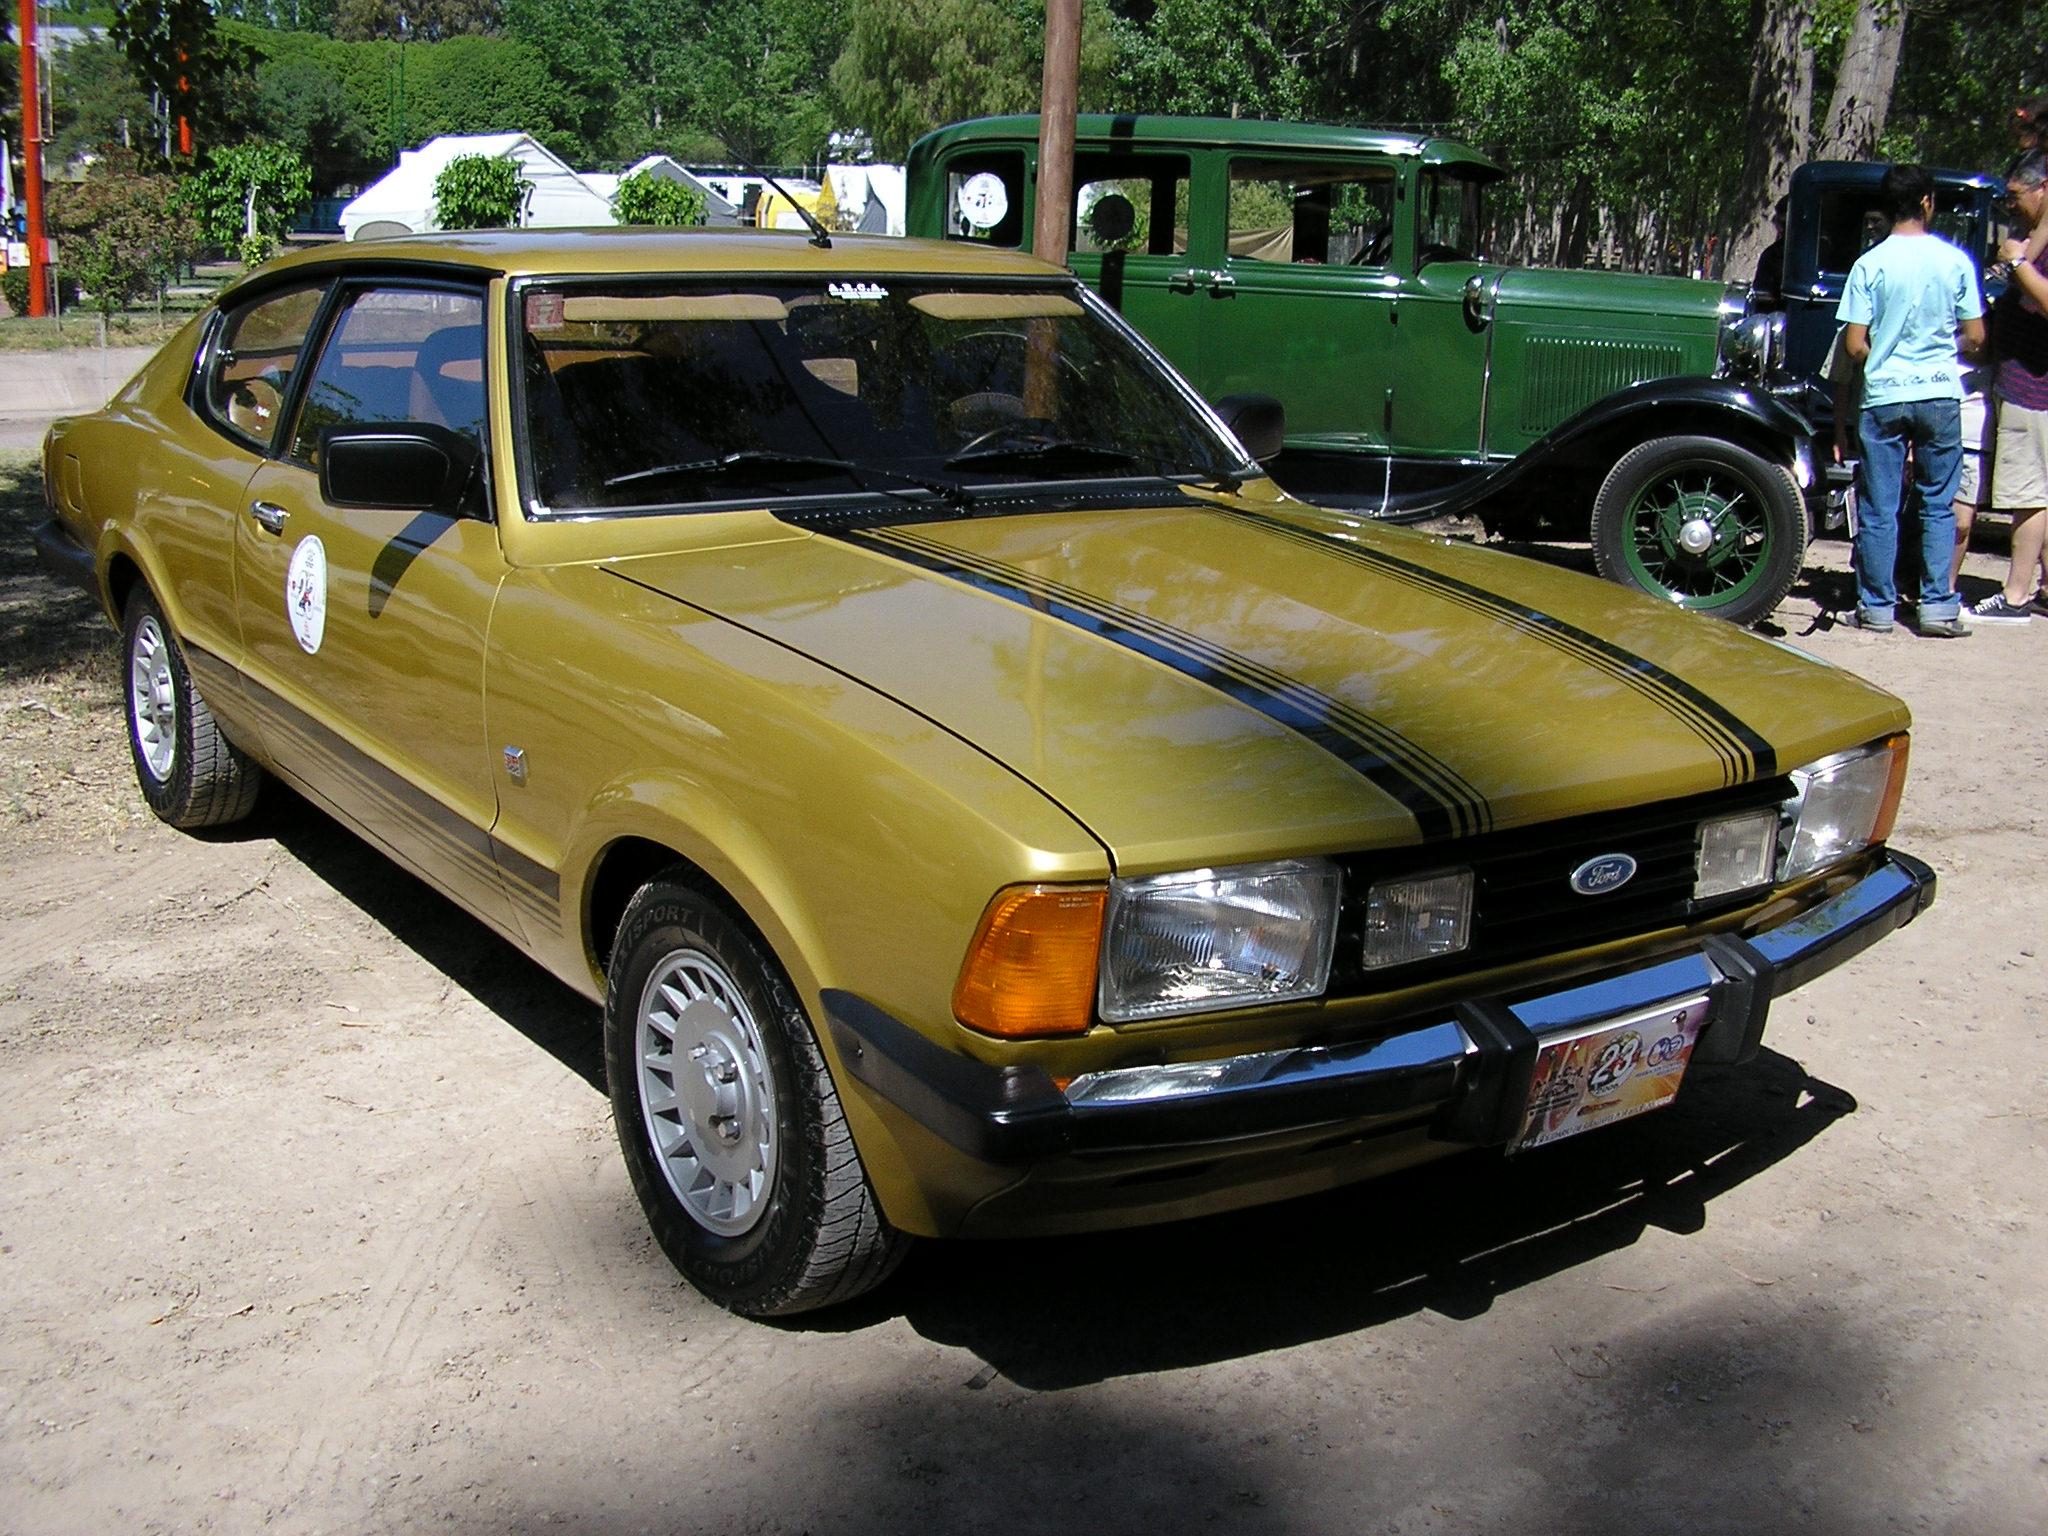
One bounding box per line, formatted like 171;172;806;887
199;284;326;450
1075;153;1190;256
287;286;487;467
941;152;1027;247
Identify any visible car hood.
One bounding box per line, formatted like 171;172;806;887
602;493;1907;873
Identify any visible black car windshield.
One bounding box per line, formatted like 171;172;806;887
517;279;1247;513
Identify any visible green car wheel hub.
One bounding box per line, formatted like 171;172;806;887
1621;465;1771;610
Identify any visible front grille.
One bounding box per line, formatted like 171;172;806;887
1327;776;1794;994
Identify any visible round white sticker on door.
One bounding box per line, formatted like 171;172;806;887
957;172;1009;231
285;535;328;655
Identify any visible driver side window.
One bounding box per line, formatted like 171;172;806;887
1228;159;1397;267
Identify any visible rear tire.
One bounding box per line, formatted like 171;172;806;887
1591;435;1808;627
122;590;263;828
604;877;906;1316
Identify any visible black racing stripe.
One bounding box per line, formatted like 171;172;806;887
236;676;562;916
1220;507;1779;784
873;526;1495;837
838;526;1481;841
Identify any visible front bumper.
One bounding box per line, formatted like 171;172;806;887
823;849;1934;1174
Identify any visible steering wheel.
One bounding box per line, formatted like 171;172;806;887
953;418;1059;457
1349;225;1394;266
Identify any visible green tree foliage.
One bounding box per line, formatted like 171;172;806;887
253;48;374;187
832;0;1113;159
503;0;624;160
671;0;850;164
110;0;256;155
184;140;314;258
334;0;502;41
48;39;158;163
612;171;707;225
433;151;528;228
48;153;200;316
1110;0;1323;120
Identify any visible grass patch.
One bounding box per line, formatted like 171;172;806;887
0;312;192;352
0;449;138;841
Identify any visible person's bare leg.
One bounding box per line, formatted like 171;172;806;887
2005;507;2046;602
1952;497;1976;591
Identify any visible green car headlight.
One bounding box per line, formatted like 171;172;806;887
1779;735;1910;882
1099;858;1341;1022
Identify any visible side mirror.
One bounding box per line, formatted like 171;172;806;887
1215;392;1285;464
320;423;481;514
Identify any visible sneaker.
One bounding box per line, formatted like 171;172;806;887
1840;609;1895;633
1915;613;1974;638
1971;592;2034;624
2032;589;2048;616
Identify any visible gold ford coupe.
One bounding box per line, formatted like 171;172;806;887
35;230;1934;1315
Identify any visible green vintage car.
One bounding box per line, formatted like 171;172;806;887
908;115;1814;627
36;229;1930;1315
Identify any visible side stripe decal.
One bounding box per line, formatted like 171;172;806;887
836;525;1493;840
1217;508;1778;786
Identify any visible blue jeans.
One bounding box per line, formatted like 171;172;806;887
1855;398;1963;622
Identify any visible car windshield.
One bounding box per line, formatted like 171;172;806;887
516;278;1247;513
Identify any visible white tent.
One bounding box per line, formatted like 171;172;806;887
340;134;616;241
825;165;905;237
581;156;741;227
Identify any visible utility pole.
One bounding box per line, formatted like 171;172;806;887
1031;0;1081;266
16;0;49;317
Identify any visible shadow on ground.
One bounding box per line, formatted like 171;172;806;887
0;454;113;682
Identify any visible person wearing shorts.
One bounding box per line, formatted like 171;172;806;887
1951;369;1994;592
1973;151;2048;622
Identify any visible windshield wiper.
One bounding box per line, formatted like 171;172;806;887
946;433;1242;492
605;451;973;508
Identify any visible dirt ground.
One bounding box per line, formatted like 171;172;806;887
2;446;2044;1536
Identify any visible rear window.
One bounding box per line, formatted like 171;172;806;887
198;284;326;450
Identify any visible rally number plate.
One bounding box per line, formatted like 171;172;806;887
1510;994;1712;1153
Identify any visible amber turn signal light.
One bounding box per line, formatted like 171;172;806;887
953;883;1106;1038
1871;732;1910;846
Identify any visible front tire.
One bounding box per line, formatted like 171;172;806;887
1591;435;1808;627
122;590;263;828
603;877;906;1316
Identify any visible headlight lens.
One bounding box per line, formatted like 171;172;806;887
1779;734;1910;882
1696;808;1779;899
1099;858;1341;1022
1362;867;1474;969
1719;312;1774;376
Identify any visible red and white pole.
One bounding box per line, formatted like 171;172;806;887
16;0;49;316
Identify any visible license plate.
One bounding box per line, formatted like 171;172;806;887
1510;994;1712;1153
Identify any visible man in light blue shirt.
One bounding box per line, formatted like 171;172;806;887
1837;163;1987;635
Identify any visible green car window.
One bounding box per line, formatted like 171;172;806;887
1227;159;1396;267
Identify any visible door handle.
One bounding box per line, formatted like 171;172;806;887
249;500;289;535
1207;271;1237;296
1167;269;1202;294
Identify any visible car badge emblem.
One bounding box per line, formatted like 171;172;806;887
1569;853;1637;896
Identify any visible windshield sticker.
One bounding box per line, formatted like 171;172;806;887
827;282;889;302
958;172;1009;231
286;535;328;655
525;292;565;331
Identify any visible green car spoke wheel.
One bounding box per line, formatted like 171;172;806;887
1591;435;1808;627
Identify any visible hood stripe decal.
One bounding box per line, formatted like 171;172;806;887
837;525;1491;840
1217;508;1777;786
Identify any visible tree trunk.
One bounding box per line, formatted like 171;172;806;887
1815;0;1907;160
1725;0;1815;282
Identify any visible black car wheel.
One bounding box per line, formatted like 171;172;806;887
122;589;263;828
1591;435;1808;627
604;876;906;1316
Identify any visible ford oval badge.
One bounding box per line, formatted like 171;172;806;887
1569;853;1638;896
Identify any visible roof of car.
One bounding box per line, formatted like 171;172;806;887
229;229;1066;297
909;114;1503;174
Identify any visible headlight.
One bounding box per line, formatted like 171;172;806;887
1099;859;1341;1023
1779;734;1910;882
1362;867;1473;969
1719;311;1774;377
